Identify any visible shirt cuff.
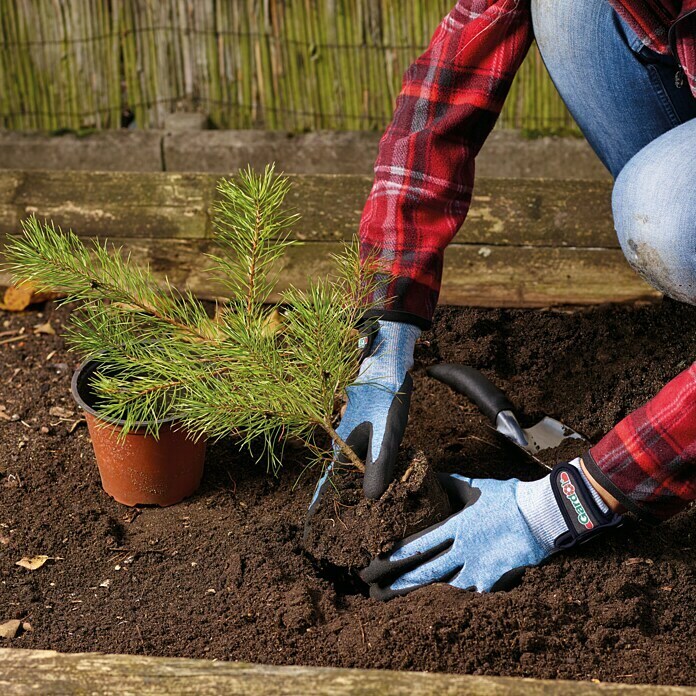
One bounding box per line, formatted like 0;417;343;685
361;308;432;331
582;449;661;525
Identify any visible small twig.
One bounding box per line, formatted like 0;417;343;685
334;499;357;510
458;435;502;451
333;499;348;530
135;624;146;651
227;471;237;494
0;335;26;346
107;547;166;555
68;419;85;434
358;614;366;646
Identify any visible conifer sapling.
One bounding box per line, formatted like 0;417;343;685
3;166;384;474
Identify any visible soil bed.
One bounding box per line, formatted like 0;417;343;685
0;299;694;686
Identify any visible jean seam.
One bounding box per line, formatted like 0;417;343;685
646;64;683;128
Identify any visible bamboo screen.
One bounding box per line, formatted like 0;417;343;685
0;0;578;134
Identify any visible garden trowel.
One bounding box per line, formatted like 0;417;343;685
426;363;585;470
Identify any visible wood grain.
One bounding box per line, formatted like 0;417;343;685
0;171;657;308
0;648;693;695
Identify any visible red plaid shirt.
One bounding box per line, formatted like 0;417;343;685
585;363;696;522
360;0;696;520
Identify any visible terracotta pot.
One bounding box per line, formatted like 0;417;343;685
71;359;206;507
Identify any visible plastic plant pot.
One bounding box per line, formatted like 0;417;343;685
71;359;206;507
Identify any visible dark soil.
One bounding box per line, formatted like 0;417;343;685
1;299;695;685
535;437;591;469
302;450;451;570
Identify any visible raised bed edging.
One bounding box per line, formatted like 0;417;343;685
0;170;658;308
0;129;611;180
1;649;693;695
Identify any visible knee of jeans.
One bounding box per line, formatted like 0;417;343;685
613;155;696;304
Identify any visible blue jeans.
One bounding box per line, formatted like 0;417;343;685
532;0;696;303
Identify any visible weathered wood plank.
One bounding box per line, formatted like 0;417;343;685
0;204;209;240
0;171;618;247
11;171;211;208
0;237;659;307
0;170;22;200
440;244;659;306
0;649;692;696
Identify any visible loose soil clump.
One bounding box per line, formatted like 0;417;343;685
303;450;451;570
1;298;695;686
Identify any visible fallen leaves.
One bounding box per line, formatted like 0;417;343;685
15;555;63;571
33;321;55;336
0;620;33;639
0;620;21;639
2;282;64;312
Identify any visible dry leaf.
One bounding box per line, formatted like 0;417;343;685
261;308;284;337
0;620;21;639
3;283;64;312
49;406;74;419
625;557;654;566
15;555;61;570
33;321;55;336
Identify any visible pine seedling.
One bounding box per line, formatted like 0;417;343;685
3;165;383;473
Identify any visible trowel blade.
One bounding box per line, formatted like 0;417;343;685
522;417;584;453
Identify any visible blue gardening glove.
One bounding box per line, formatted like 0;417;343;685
308;319;420;516
361;458;623;600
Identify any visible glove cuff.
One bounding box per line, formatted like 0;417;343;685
549;462;623;550
517;458;622;554
358;319;420;379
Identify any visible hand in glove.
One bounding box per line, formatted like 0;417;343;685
308;319;421;517
361;458;622;600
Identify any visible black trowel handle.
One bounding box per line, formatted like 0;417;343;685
426;364;515;424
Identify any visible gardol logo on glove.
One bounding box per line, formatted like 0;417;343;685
558;470;594;530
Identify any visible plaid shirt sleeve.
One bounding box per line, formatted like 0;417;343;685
584;362;696;523
359;0;533;329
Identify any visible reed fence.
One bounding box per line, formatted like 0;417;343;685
0;0;578;134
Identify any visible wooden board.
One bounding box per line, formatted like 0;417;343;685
1;648;693;695
0;237;659;307
0;170;617;245
0;170;656;307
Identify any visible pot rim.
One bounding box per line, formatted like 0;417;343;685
71;358;179;431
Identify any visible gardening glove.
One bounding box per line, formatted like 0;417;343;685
361;458;623;600
309;318;421;515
